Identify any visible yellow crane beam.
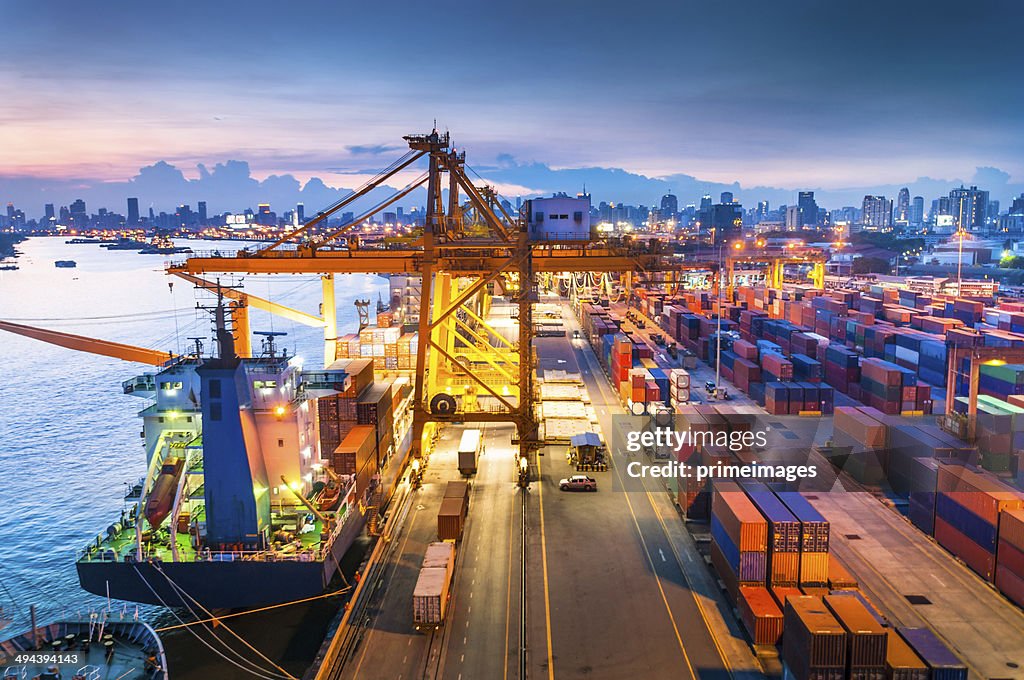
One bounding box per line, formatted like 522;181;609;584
172;272;326;327
0;320;174;365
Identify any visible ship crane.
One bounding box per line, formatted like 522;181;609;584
0;320;175;366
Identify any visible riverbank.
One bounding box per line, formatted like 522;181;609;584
0;233;26;259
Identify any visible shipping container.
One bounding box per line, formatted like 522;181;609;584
824;594;887;669
885;630;929;680
437;497;466;541
413;566;452;628
776;492;830;553
783;596;848;679
712;481;769;552
737;586;784;647
896;628;968;680
827;554;858;590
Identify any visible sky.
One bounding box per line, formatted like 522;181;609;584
2;0;1023;212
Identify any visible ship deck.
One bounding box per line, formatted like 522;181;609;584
81;513;333;565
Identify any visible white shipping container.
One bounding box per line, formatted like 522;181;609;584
423;542;455;571
669;368;690;389
413;566;452;626
360;344;374;357
373;344;386;357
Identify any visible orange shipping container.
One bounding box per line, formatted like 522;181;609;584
937;464;1024;525
738;586;784;647
800;551;829;586
712;481;768;552
437;497;466;541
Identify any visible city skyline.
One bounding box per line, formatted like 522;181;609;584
2;0;1022;198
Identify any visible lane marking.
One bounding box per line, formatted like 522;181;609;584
539;466;556;680
659;548;666;562
504;488;515;680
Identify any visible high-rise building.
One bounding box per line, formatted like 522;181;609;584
700;194;712;212
797;191;819;227
176;204;193;229
70;199;86;216
44;204;55;222
756;200;769;222
785;205;802;230
861;195;893;230
895;188;910;226
198;201;208;226
720;191;734;204
659;193;678;221
949;185;988;231
296;203;305;224
127;197;140;225
910;196;924;227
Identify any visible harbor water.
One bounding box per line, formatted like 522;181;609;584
0;237;387;675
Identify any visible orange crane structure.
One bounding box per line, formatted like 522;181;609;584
167;130;687;459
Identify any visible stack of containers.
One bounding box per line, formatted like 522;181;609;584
740;481;800;587
859;358;919;415
737;586;784;647
934;463;1024;581
782;596;848;680
668;368;690;407
824;594;887;680
710;480;768;602
762;352;794;383
791;354;822;382
764;382;790;415
831;407;888;485
896;628;968;680
995;508;1024;608
824;345;860;394
610;334;632;388
397;333;418;369
777;491;831;587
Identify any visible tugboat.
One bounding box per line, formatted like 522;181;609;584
54;260;77;268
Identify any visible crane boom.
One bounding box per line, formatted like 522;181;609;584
172;272;326;327
0;320;174;365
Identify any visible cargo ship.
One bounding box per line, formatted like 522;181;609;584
76;308;412;609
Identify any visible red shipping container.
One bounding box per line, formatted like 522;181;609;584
935;516;996;582
937;464;1024;525
999;508;1024;551
998;538;1024;577
738;586;784;646
771;585;803;610
995;564;1024;608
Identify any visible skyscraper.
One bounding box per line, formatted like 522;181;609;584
198;201;208;226
296;203;305;224
895;188;910;226
700;194;712;212
756;200;769;222
44;204;55;222
660;194;678;221
720;191;734;204
797;191;819;227
70;199;86;216
861;195;893;229
949;185;988;231
910;196;924;227
127;197;140;225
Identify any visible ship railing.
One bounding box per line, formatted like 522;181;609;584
78;547;322;563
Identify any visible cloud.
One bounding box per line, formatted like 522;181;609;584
345;144;404;156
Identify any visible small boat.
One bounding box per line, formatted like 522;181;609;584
144;457;185;529
0;610;167;679
54;260;77;268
